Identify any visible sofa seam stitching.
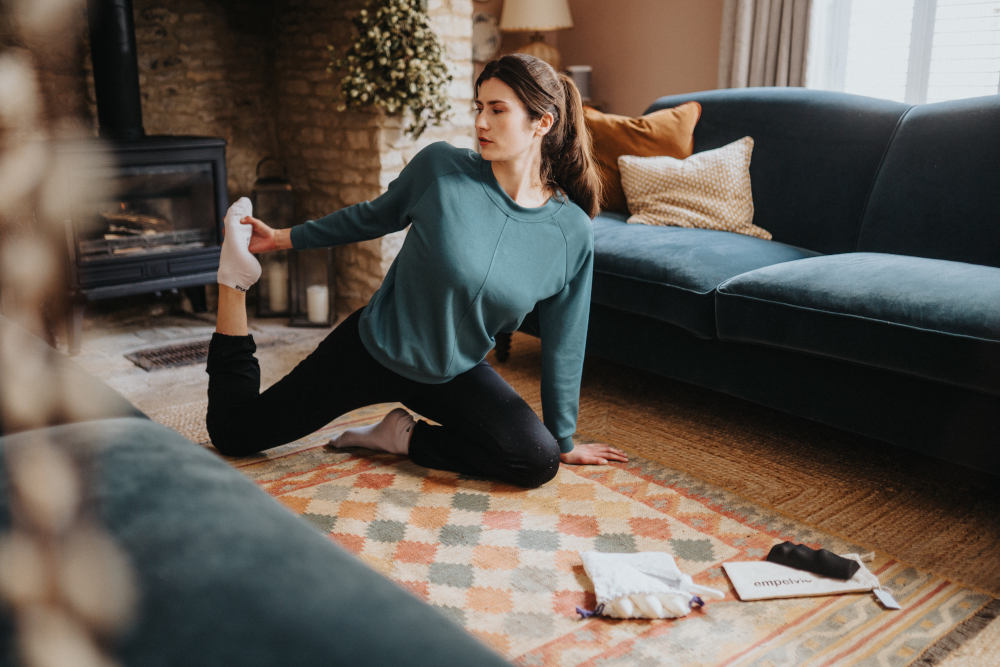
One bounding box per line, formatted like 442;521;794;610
593;269;714;296
715;291;1000;344
852;104;916;251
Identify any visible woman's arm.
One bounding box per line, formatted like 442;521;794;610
289;143;448;250
290;197;412;250
536;246;593;453
538;263;628;466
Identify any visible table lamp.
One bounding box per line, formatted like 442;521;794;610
499;0;574;71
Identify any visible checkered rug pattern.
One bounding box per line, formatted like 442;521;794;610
230;410;995;666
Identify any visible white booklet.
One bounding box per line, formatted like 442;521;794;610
722;555;880;601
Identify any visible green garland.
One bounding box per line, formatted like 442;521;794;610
328;0;453;138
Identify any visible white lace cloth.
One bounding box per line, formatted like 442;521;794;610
580;551;725;619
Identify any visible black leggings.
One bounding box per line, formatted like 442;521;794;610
206;308;560;488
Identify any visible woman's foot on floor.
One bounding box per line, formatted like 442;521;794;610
328;407;415;455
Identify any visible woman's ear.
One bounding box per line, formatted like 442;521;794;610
534;111;555;138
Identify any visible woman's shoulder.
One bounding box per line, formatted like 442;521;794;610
554;196;594;248
394;142;480;194
409;141;480;174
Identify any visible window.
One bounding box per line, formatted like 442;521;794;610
807;0;1000;103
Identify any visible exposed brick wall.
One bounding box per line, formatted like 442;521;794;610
275;0;475;312
0;7;91;126
373;0;475;286
128;1;279;200
17;0;474;317
271;0;378;311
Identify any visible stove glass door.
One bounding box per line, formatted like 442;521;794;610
78;161;218;262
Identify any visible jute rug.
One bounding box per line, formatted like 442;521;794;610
214;407;996;665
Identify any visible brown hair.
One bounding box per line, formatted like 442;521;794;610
475;54;602;218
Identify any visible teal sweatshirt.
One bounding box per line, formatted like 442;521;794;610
290;141;593;452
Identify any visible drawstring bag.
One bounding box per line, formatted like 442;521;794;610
578;551;725;619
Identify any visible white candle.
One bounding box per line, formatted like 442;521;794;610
267;262;288;312
306;284;329;324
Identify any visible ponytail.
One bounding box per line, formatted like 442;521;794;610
546;74;601;218
476;54;603;218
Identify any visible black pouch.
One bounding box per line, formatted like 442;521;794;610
766;541;860;580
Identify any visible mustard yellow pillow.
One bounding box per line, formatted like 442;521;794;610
584;102;701;214
617;136;772;240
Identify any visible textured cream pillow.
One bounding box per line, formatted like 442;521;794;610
617;136;772;240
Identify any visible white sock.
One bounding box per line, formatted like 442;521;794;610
329;408;415;455
217;196;260;291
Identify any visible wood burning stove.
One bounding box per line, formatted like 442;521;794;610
67;137;225;299
67;0;227;351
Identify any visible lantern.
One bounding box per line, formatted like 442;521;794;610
250;157;335;327
288;244;335;327
252;157;293;317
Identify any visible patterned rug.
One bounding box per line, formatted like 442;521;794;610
221;406;997;666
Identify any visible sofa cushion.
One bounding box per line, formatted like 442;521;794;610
592;215;819;338
619;136;771;240
584;102;701;214
645;88;908;255
0;418;510;667
856;94;1000;268
716;253;1000;395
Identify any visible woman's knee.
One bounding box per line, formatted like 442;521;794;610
206;411;263;457
516;455;560;488
208;435;259;457
506;437;560;488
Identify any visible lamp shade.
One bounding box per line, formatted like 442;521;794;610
500;0;573;32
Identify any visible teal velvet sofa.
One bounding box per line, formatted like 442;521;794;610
526;87;1000;476
0;315;509;666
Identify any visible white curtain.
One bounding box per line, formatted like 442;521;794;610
718;0;813;88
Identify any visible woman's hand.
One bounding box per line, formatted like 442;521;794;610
242;216;291;253
560;442;629;466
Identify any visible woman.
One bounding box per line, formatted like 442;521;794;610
207;54;626;488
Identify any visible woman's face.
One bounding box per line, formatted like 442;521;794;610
474;77;547;163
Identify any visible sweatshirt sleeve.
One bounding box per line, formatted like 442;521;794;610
537;238;594;453
289;144;438;249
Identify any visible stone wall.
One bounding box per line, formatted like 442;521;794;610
274;0;474;311
133;0;476;315
16;0;474;317
128;0;279;200
376;0;476;282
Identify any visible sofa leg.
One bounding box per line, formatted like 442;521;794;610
495;332;512;362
